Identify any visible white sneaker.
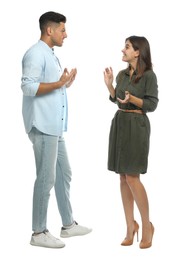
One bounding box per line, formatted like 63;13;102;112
60;222;92;238
30;231;65;248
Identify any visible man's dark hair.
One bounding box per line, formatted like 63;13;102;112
39;11;66;33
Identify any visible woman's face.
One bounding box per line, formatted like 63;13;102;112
122;40;139;64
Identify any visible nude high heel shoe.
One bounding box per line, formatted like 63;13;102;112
121;220;139;246
139;222;154;249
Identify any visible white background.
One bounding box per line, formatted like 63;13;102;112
1;0;180;259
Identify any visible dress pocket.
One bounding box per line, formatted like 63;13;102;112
135;115;146;127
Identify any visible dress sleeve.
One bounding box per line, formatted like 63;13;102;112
142;71;159;113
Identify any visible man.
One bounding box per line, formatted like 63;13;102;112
21;11;92;249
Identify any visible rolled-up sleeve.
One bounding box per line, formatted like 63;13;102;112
21;50;43;96
109;95;117;103
21;77;40;96
142;71;159;113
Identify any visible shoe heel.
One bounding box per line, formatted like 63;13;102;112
136;230;139;242
134;220;139;242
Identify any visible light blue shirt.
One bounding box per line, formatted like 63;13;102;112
21;40;68;136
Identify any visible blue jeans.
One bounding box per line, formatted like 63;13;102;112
28;127;74;232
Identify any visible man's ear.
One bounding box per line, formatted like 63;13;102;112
46;26;52;36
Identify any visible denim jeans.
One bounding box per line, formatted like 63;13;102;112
28;127;74;232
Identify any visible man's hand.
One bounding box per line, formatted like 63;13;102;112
59;68;77;87
66;68;77;88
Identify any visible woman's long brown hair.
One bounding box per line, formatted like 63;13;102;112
126;36;152;83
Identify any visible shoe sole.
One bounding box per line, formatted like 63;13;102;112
30;242;65;248
60;230;92;238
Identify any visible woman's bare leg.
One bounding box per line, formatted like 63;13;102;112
120;174;136;240
125;174;153;243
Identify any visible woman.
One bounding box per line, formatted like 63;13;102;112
103;36;158;249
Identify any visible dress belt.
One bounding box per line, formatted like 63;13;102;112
119;109;144;114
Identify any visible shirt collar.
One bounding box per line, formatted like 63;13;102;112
38;40;54;54
125;66;138;76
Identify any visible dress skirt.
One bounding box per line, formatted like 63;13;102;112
108;110;150;174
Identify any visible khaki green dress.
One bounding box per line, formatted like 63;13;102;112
108;68;159;174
